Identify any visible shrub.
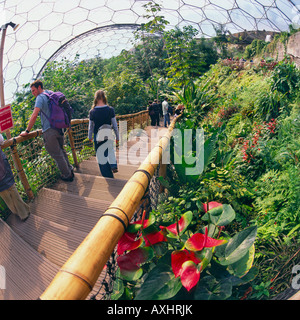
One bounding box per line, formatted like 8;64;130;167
270;59;300;97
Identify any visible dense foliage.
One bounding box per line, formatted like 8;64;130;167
5;2;300;300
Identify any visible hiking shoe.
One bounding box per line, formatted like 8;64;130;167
61;174;74;182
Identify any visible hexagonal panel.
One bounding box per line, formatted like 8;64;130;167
1;0;299;103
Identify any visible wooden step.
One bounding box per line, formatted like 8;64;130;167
0;219;59;300
31;188;110;233
7;213;88;267
76;161;138;180
6;214;110;300
51;172;127;201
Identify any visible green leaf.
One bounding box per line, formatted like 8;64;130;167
194;275;232;300
219;226;257;265
198;248;213;271
203;133;218;170
134;263;179;300
152;277;182;300
202;204;236;226
227;244;255;277
111;270;124;300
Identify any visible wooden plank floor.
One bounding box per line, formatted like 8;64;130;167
0;123;168;300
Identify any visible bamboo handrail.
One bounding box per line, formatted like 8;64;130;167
39;115;181;300
289;290;300;300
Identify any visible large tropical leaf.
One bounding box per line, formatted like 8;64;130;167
134;263;181;300
194;275;232;300
218;226;258;266
202;204;236;227
203;132;218;171
227;244;255;277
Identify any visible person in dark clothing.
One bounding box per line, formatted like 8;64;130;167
152;100;160;126
158;100;163;119
88;90;119;178
148;101;156;126
0;134;30;221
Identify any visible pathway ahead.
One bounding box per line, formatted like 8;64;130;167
0;123;168;300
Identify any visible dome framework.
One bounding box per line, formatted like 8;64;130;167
1;0;300;102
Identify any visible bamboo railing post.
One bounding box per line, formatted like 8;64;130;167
1;132;44;201
67;126;79;169
10;142;34;200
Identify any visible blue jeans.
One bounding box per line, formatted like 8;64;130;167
164;114;170;127
94;139;117;178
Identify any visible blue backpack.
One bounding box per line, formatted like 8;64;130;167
42;91;73;129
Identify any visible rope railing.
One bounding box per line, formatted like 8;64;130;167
39;115;181;300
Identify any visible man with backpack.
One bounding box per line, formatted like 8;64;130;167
19;79;74;182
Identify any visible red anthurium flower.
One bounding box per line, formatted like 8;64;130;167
118;215;167;255
171;250;201;277
117;247;154;281
144;230;167;247
180;261;201;292
127;211;156;232
118;212;161;255
117;232;143;256
160;211;193;236
171;250;202;291
203;201;222;213
185;228;227;251
131;217;152;229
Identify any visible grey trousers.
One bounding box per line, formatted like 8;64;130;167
0;184;30;220
43;128;73;179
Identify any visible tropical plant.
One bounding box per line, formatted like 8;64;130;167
103;69;148;114
113;203;258;300
270;58;300;98
163;26;218;88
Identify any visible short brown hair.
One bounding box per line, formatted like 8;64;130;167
31;79;43;89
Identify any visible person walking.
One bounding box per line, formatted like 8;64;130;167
152;100;160;127
20;80;74;182
174;104;185;118
162;97;170;127
148;101;156;126
0;134;30;221
88;90;119;178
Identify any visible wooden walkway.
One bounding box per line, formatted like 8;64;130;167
0;124;168;300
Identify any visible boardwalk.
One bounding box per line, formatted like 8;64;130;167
0;123;168;300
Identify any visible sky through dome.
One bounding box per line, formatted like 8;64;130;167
0;0;300;103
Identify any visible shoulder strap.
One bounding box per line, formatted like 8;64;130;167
39;92;51;121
